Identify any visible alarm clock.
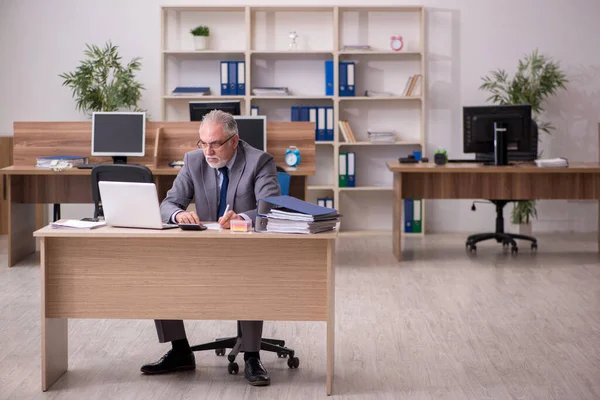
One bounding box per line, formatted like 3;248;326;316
285;146;301;167
390;35;404;52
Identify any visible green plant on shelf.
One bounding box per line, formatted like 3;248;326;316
190;25;210;36
59;41;145;115
480;48;568;225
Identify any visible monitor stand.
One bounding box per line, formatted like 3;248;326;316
493;122;509;166
112;156;128;164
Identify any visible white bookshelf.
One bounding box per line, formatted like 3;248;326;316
160;5;426;235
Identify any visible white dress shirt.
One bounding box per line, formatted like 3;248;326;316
171;151;250;224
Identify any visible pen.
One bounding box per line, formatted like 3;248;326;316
224;204;230;216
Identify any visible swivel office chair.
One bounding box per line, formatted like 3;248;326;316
91;164;154;218
190;165;299;375
466;200;537;254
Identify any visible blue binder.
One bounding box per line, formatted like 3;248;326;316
317;107;326;141
339;62;347;96
220;61;229;95
325;60;334;96
258;195;340;219
404;199;413;232
228;61;237;96
291;106;299;121
346;61;355;96
326;106;333;140
299;106;309;122
236;61;245;95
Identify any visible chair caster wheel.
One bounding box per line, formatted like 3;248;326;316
502;242;509;248
511;246;518;254
277;351;288;358
287;357;300;369
467;244;476;253
531;243;537;251
228;362;239;375
215;348;226;356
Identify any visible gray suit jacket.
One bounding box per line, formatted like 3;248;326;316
160;140;281;223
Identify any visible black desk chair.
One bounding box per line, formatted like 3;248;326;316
190;165;299;374
466;200;537;253
91;164;154;218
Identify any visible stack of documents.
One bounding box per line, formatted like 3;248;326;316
36;155;87;168
252;87;289;96
256;195;341;234
367;131;397;143
171;86;210;96
535;157;568;168
50;219;106;229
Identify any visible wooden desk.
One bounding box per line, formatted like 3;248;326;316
387;161;600;261
1;165;313;268
1;120;316;267
34;225;337;395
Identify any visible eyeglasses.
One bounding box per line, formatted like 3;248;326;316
197;134;235;150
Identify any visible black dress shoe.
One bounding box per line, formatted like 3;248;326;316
141;349;196;375
244;357;270;386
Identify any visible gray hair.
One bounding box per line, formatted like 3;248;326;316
199;109;238;138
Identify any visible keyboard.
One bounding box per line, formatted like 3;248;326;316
447;159;480;163
76;164;97;169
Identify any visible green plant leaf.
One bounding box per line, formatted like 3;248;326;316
480;49;569;224
59;40;145;115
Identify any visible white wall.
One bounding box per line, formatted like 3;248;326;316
1;0;599;232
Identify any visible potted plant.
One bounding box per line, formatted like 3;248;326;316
480;49;568;233
59;41;145;114
190;25;210;50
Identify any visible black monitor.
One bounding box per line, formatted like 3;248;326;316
189;101;241;121
234;116;267;152
463;105;536;165
92;112;146;164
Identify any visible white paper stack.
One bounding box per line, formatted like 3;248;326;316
252;87;289;96
535;157;568;168
367;131;397;143
50;220;106;229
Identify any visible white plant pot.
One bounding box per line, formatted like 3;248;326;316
518;222;533;236
194;36;208;51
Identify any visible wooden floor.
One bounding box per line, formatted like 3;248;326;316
1;233;600;399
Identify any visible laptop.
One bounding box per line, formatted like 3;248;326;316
98;181;179;230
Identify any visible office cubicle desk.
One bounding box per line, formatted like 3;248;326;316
387;161;600;261
34;224;337;395
0;165;313;268
1;120;316;267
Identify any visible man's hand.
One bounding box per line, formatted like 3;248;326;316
175;211;201;225
218;210;243;229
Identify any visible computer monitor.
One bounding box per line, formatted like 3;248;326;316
234;116;267;152
92;112;146;164
189;101;241;121
463;105;536;165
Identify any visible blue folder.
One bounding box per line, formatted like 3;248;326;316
258;195;340;220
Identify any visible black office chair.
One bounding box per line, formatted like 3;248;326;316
466;200;537;253
91;164;154;218
190;322;299;374
190;165;299;374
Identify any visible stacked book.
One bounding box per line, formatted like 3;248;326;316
252;87;289;96
171;86;210;96
367;130;397;143
255;195;341;234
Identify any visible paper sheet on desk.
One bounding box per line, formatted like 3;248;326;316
204;223;222;230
